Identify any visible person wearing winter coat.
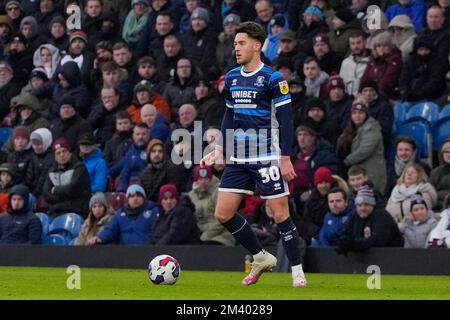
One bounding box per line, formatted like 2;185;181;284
89;184;158;245
28;128;53;197
337;101;386;194
6;33;34;87
18;16;46;54
303;57;329;98
103;111;133;167
398;35;448;102
361;32;403;99
0;162;15;213
5;126;33;186
49;94;93;154
403;193;438;248
388;15;417;62
328;8;361;58
339;30;370;97
262;13;288;63
365;11;389;51
43;137;92;218
386;163;437;231
78;132;108;193
385;0;426;32
121;0;150;49
75;192;115;245
193;78;224;128
324;76;354;132
417;6;450;61
296;6;330;55
0;61;21;119
316;188;355;246
430;139;450;211
188;165;234;246
0;184;41;244
32;43;60;80
215;13;240;76
33;61;92;119
47;16;69;52
150;184;201;245
312;33;343;76
336;184;404;253
109;123;150;192
181;7;218;78
33;0;59;36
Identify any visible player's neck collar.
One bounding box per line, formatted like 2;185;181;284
240;62;264;77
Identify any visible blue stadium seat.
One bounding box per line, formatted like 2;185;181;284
397;121;433;166
43;234;68;246
434;120;450;151
0;127;12;148
35;212;51;237
439;104;450;122
49;213;84;239
68;238;77;245
394;101;408;127
405;101;440;129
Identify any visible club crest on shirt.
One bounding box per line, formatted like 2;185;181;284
279;80;289;94
254;76;265;87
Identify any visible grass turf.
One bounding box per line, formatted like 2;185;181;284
0;266;449;300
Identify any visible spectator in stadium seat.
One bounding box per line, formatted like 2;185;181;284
89;184;158;245
140;104;170;143
179;0;199;35
328;8;361;59
430;139;450;211
388;15;417;62
262;14;289;63
19;16;46;54
303;57;329;98
82;0;104;38
272;30;306;76
418;5;450;59
0;61;21;119
311;33;342;76
134;56;167;96
33;0;59;36
103;111;133;168
298;167;349;245
95;61;133;106
126;80;171;124
5;1;25;32
296;6;329;55
155;34;185;82
398;35;448;102
7;33;34;87
316;187;355;247
336;184;404;253
254;0;276;32
188;165;235;246
47;15;69;52
402;193;438;248
339;32;370;95
34;61;92;119
28;128;53;197
32;43;61;80
109;123;150;192
357;79;393;158
385;136;430;196
324;75;353;133
347;165;386;206
193;78;223;128
78;132;108;193
43;137;91;218
365;11;389;51
290;76;308;130
149;184;201;245
112;42;136;79
163;57;198;121
337;101;386;194
5;126;33;186
49;94;93;153
385;0;426;32
386;163;437;231
361;32;403;100
0;163;15;213
216;13;241;76
0;184;41;244
75;192;115;245
146;11;176;61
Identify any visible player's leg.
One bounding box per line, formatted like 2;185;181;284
217;165;277;285
268;196;308;288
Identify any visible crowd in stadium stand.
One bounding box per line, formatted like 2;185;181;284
0;0;449;251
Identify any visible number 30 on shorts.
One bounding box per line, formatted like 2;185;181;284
258;166;281;183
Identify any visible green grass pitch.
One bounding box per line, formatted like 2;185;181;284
0;266;449;300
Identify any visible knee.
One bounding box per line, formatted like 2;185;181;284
273;211;289;223
215;211;232;224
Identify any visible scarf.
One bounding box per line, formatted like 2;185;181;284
124;201;147;216
122;10;149;43
305;72;329;97
390;182;434;203
394;152;416;176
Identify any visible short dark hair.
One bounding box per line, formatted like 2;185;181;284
395;136;417;150
157;11;173;20
348;30;366;40
134;122;149;130
303;56;320;66
235;21;266;46
116;111;132;122
328;187;348;201
347;165;367;177
101;60;120;72
138;56;156;68
112;41;131;52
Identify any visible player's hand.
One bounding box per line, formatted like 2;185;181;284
281;156;296;182
87;236;102;245
200;146;224;167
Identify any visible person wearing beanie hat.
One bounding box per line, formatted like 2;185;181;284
122;0;150;46
0;184;42;244
325;75;345;96
314;166;333;186
44;134;92;218
75;192;115;245
336;182;404;253
47;15;69;52
191;7;210;24
223;13;241;26
8;125;33;186
79;131;108;193
312;33;342;76
69;30;88;44
193;164;213;182
12;126;30;143
303;6;325;21
28;128;53;197
87;183;159;245
149;183;201;245
30;67;49;83
0;15;13;39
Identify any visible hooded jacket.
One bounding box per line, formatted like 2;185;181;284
33;44;61;79
385;0;426;33
388;15;417;61
262;13;289;62
403;210;438;248
0;185;41;244
28;128;54;196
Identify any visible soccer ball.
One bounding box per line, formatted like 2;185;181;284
148;255;181;285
